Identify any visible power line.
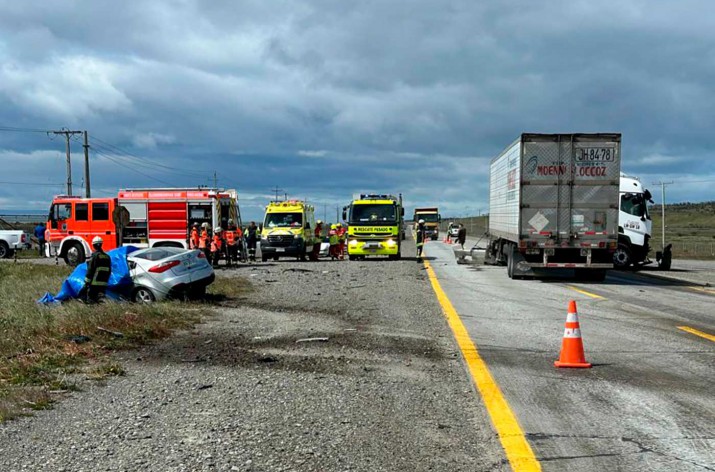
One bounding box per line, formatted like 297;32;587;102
90;135;212;177
93;149;177;187
0;126;52;133
0;180;65;187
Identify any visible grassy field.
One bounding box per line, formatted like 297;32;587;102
0;263;250;422
439;202;715;260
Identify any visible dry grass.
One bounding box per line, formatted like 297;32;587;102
0;263;250;421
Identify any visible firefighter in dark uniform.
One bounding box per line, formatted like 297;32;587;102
84;236;112;303
415;219;426;262
246;221;258;262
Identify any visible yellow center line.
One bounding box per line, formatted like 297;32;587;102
565;285;606;300
423;259;541;471
688;286;715;295
677;326;715;343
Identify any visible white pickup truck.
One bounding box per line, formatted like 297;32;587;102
0;230;31;258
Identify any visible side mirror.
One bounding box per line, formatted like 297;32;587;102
342;210;347;221
401;208;405;217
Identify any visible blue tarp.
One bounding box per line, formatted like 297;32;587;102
38;246;139;304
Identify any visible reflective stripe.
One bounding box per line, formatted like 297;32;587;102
566;312;579;323
563;328;582;339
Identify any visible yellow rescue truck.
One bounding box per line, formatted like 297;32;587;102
343;194;405;260
260;200;318;262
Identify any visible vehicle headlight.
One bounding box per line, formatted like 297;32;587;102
349;239;358;247
294;234;303;239
386;239;396;246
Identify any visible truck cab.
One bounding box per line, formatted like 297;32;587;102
344;194;404;260
260;201;317;261
616;173;653;268
413;207;441;240
46;196;119;265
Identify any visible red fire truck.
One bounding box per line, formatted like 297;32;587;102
46;188;241;265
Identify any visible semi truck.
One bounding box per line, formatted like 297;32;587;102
343;194;405;260
413;207;441;240
46;188;240;265
485;133;621;280
616;173;672;270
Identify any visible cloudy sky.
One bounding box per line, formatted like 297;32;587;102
1;0;714;220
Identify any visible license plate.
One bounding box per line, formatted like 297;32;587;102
368;248;377;253
276;248;285;252
364;243;379;249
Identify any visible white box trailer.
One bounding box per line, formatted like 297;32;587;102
486;133;621;280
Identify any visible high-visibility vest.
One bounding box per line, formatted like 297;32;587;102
329;230;338;245
225;230;236;246
199;230;208;249
190;228;199;248
211;235;222;252
84;251;111;287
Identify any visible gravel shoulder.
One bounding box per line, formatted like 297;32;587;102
0;243;505;471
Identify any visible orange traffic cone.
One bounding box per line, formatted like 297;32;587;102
554;300;592;368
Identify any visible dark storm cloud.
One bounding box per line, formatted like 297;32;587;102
1;0;713;219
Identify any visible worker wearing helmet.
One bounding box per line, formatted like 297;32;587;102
83;236;112;303
311;220;324;260
210;227;223;268
199;223;210;260
328;224;339;260
225;219;238;267
415;219;426;262
336;223;347;260
189;222;200;250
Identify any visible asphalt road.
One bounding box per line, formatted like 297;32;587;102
424;240;715;471
0;243;507;472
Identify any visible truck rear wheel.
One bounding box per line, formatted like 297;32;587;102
507;247;515;279
64;242;85;266
613;243;632;269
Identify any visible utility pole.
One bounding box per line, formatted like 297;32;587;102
52;129;83;196
653;180;674;250
271;186;283;202
323;204;327;223
213;171;218;189
83;131;91;197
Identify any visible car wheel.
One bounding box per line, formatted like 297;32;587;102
261;254;268;262
0;241;9;259
64;242;85;266
613;243;632;269
132;287;156;303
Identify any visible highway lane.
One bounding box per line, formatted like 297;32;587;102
424;241;715;472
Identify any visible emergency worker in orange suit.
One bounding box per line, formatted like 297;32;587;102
210;227;223;267
199;223;210;260
225;219;239;266
336;223;347;260
311;220;324;260
189;223;200;250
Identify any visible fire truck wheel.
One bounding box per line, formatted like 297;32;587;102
0;241;10;259
132;287;156;303
64;242;85;266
